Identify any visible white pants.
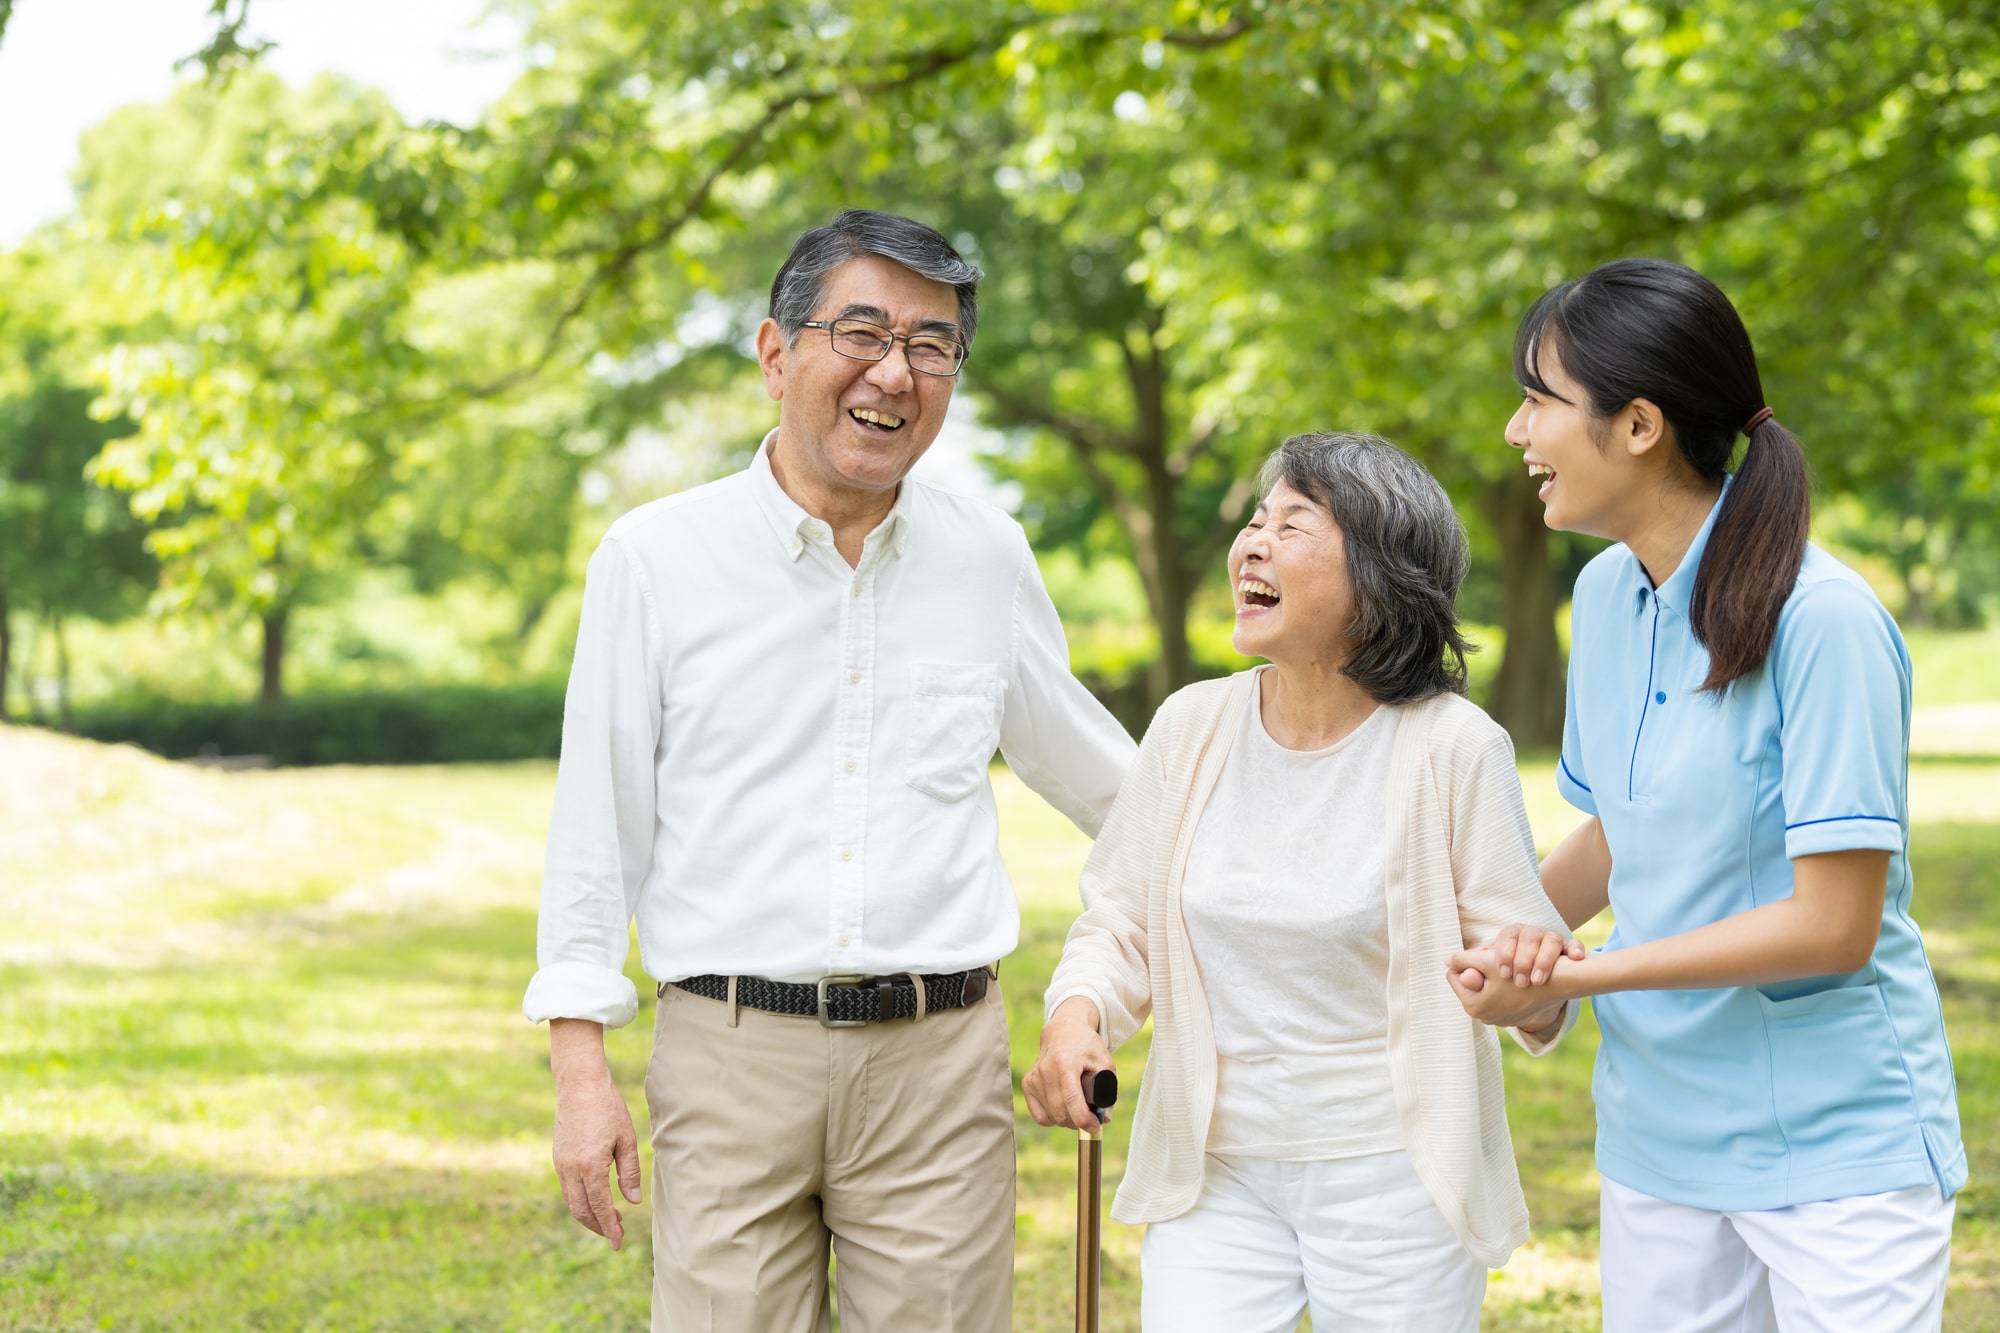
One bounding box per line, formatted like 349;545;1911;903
1601;1176;1956;1333
1139;1150;1485;1333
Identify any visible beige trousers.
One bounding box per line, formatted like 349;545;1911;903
644;976;1016;1333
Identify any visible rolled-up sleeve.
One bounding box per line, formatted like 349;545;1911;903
998;532;1137;837
1774;582;1910;860
522;535;664;1028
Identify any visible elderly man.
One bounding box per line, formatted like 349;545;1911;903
523;209;1136;1333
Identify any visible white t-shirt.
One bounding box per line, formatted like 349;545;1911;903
1181;674;1402;1160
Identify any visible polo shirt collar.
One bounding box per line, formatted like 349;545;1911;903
748;429;914;564
1636;475;1732;619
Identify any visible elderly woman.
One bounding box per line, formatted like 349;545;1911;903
1024;432;1575;1332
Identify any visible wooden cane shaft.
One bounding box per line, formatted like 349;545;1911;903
1076;1131;1102;1332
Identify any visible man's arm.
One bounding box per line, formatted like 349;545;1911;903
551;1019;643;1249
524;534;665;1246
996;530;1137;835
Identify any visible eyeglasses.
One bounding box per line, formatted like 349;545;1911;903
801;318;967;378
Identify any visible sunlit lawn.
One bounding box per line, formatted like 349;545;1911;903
3;727;1996;1331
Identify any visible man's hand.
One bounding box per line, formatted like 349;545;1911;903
1023;997;1116;1131
550;1018;643;1250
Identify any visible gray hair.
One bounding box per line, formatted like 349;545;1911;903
769;210;982;349
1256;431;1473;704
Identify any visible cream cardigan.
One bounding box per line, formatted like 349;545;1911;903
1044;668;1572;1267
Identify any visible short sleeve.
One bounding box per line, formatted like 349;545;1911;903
1773;581;1910;859
1557;606;1598;816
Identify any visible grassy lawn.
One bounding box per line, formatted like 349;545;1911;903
3;726;1996;1331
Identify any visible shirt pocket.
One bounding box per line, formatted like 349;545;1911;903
1755;983;1920;1163
905;661;1004;803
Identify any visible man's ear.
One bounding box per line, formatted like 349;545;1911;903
755;318;787;402
1623;397;1669;460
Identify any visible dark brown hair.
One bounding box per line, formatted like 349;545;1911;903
1514;259;1810;692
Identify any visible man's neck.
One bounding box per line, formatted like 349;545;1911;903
768;436;899;568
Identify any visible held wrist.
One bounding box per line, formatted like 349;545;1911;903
1516;1001;1566;1037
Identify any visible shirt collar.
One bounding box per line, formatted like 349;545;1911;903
1633;475;1731;618
747;429;914;564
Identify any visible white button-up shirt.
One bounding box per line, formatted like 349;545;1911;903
523;435;1137;1027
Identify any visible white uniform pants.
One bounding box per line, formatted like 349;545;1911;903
1139;1150;1485;1332
1601;1176;1955;1333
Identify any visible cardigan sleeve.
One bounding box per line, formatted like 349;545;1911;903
1447;725;1578;1056
1042;703;1175;1051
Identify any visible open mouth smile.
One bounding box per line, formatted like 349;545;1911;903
1238;577;1280;612
849;407;905;433
1527;460;1556;500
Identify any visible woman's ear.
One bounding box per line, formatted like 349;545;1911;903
1622;397;1669;460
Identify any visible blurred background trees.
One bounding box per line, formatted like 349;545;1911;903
2;0;1995;744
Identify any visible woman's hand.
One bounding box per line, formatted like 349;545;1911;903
1024;996;1116;1130
1447;948;1570;1030
1466;923;1586;990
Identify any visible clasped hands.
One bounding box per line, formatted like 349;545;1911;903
1447;924;1587;1032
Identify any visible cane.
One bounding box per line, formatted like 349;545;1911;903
1075;1068;1119;1333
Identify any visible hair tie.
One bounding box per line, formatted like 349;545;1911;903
1741;406;1774;437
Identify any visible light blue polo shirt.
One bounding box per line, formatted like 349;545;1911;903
1559;488;1965;1211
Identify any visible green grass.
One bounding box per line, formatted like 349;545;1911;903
3;726;1998;1331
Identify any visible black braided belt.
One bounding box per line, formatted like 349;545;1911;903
664;968;994;1029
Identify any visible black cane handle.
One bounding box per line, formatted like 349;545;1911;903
1082;1069;1118;1125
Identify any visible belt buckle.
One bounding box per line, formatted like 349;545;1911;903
816;975;870;1029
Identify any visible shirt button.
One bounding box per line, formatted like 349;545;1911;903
849;671;861;684
1655;691;1667;704
840;849;853;862
843;759;857;773
837;933;850;947
852;580;862;597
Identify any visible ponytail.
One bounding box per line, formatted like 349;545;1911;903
1690;414;1810;692
1514;259;1811;694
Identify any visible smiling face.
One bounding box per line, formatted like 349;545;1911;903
1504;335;1677;540
757;254;963;508
1227;479;1357;668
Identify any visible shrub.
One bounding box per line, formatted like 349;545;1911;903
68;683;568;766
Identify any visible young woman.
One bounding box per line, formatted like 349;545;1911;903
1025;432;1575;1333
1451;258;1964;1331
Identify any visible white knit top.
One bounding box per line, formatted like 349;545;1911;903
1182;679;1401;1159
1044;669;1575;1267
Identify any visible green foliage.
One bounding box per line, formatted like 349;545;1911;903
0;241;159;716
68;682;566;765
9;0;2000;720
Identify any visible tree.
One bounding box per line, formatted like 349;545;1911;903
0;246;154;720
79;70;598;703
49;0;2000;739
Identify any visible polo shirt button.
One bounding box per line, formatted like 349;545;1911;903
1656;691;1667;704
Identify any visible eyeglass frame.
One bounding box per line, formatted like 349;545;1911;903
799;318;969;378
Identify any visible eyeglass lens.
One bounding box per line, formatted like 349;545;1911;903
829;319;963;375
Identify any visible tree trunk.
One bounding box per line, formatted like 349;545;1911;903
51;611;73;730
261;608;288;706
1482;475;1566;748
0;580;11;723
